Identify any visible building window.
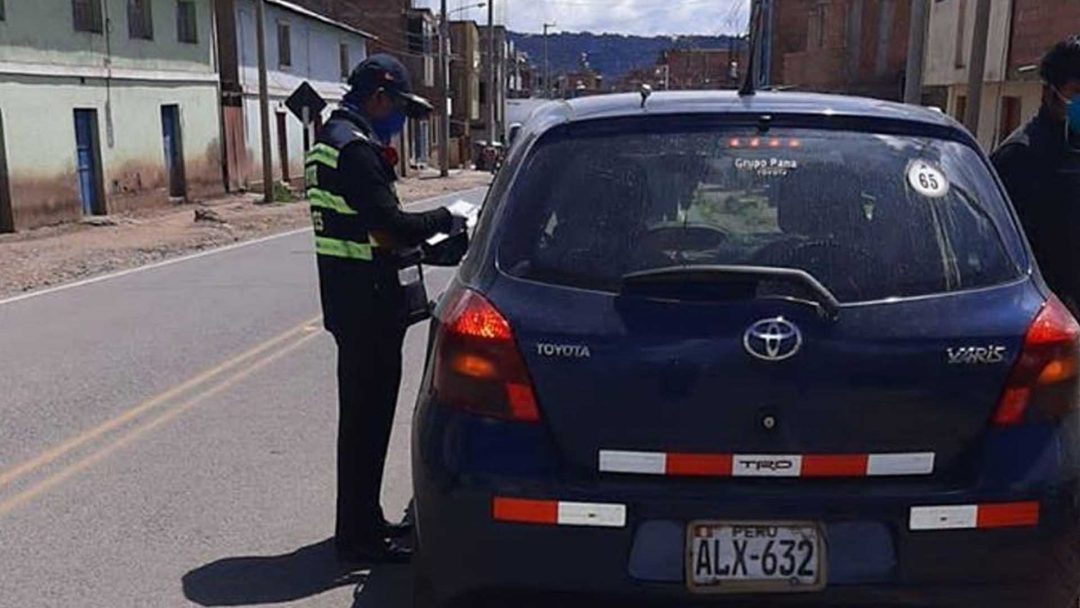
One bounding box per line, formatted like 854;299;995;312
955;95;968;122
808;4;827;50
424;55;435;88
954;0;968;68
73;0;104;33
128;0;153;40
177;0;197;43
339;44;350;80
278;22;291;68
999;96;1022;143
0;0;6;21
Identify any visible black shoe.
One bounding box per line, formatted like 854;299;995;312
335;538;413;566
381;519;414;539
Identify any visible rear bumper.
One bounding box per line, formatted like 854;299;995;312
415;476;1080;607
412;402;1080;606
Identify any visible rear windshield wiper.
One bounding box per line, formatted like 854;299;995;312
620;265;841;320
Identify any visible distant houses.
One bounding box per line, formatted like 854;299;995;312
755;0;1071;150
0;0;465;232
214;0;373;192
0;2;756;232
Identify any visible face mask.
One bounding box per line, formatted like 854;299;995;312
1053;86;1080;136
371;110;407;144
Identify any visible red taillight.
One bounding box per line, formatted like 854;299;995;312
993;296;1080;426
431;288;541;422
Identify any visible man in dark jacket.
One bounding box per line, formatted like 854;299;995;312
992;37;1080;310
305;54;466;563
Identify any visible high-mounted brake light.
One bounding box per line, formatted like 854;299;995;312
431;288;541;422
993;296;1080;426
726;137;802;149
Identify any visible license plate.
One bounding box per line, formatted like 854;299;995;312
686;521;826;593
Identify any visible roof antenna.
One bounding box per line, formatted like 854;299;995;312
639;83;653;108
739;0;763;97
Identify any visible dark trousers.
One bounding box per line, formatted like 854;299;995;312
333;321;405;546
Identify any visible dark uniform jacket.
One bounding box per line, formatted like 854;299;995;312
305;107;451;336
992;107;1080;305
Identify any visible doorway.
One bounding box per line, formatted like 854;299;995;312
276;112;289;183
161;104;187;198
73;109;105;216
0;109;12;232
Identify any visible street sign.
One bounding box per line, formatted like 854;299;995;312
285;82;326;123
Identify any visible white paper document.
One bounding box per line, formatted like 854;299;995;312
426;199;479;246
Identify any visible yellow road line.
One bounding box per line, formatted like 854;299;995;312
0;314;322;491
0;330;322;517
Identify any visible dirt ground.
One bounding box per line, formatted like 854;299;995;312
0;170;491;299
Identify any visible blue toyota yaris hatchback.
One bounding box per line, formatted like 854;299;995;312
411;91;1080;607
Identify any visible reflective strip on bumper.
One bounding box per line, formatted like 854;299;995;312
867;452;935;476
314;236;373;261
599;450;667;475
598;449;935;478
493;497;627;528
909;502;1039;531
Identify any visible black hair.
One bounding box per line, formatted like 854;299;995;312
1040;36;1080;88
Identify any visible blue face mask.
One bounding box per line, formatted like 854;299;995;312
1068;97;1080;137
371;110;407;144
1054;86;1080;136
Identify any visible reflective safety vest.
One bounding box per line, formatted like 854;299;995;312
304;120;378;262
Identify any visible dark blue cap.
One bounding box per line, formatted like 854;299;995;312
348;53;434;118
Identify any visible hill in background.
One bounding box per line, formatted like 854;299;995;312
509;31;746;83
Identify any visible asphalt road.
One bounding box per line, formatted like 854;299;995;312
0;187;488;608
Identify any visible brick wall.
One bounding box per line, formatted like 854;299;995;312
768;0;909;100
289;0;409;58
768;0;811;85
661;49;739;89
1010;0;1080;76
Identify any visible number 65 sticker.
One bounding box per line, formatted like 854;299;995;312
907;159;950;198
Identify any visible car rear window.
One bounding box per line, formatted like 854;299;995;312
498;123;1021;303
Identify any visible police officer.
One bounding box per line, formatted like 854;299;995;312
993;37;1080;312
305;54;467;564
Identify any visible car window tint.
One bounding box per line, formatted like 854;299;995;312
498;126;1020;303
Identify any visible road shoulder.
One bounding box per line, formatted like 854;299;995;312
0;171;491;299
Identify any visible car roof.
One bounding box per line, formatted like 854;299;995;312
522;90;964;136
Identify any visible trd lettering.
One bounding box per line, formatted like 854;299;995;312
738;460;796;471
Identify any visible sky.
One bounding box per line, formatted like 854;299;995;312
416;0;751;37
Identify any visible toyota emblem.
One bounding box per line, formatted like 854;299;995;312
743;318;802;362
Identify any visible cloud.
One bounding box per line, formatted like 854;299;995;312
417;0;750;36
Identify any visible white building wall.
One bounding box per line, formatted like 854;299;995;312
925;0;1044;149
0;0;220;230
925;0;1013;87
944;80;1042;149
233;0;368;186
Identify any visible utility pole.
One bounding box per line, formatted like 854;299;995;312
255;0;273;202
543;23;555;98
964;0;992;137
438;0;450;177
903;0;930;105
487;0;496;143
